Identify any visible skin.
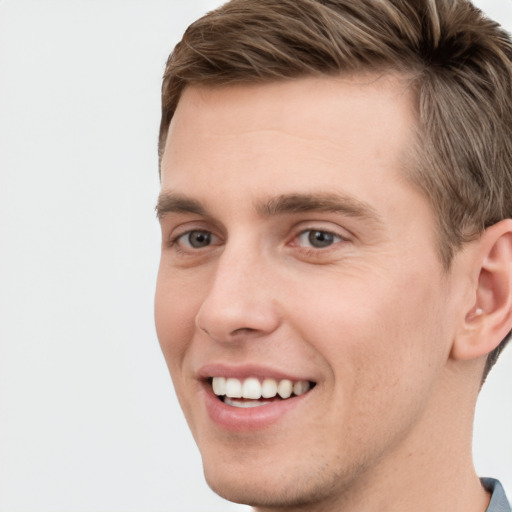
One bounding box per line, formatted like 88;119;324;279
155;75;496;512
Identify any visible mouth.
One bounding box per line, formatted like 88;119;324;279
208;376;316;408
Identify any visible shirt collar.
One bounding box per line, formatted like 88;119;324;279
481;478;511;512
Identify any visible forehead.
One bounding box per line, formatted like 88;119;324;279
163;74;416;168
160;74;420;219
162;74;419;206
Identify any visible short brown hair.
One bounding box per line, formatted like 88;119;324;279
159;0;512;379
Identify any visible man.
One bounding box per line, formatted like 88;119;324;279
154;1;512;511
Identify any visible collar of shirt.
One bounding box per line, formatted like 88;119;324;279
482;478;511;512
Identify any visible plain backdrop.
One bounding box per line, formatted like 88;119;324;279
0;1;510;511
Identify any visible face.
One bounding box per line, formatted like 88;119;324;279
155;76;465;510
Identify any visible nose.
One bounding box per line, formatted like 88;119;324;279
195;244;281;343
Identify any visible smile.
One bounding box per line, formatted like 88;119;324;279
210;376;314;408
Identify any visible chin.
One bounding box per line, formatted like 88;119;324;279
201;451;343;510
204;471;304;509
205;475;270;507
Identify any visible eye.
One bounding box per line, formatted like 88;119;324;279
174;230;218;249
296;229;342;249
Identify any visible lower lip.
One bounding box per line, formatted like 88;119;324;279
202;383;311;431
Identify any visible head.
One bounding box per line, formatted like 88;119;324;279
158;0;512;380
155;0;512;509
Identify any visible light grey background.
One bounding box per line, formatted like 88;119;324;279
0;1;510;511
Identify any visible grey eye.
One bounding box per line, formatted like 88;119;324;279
185;230;212;248
298;230;341;248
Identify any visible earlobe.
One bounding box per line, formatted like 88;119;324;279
451;219;512;361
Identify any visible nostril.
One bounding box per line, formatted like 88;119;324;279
231;327;258;336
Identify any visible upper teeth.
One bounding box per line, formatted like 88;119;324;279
212;377;311;400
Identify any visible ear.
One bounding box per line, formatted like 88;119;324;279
451;219;512;361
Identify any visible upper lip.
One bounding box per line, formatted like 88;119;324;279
197;363;317;383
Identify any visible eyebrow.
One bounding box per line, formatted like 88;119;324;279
156;193;208;219
256;193;382;225
156;191;382;226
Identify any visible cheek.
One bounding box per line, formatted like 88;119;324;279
291;266;450;400
154;271;203;429
154;268;201;371
291;271;451;465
